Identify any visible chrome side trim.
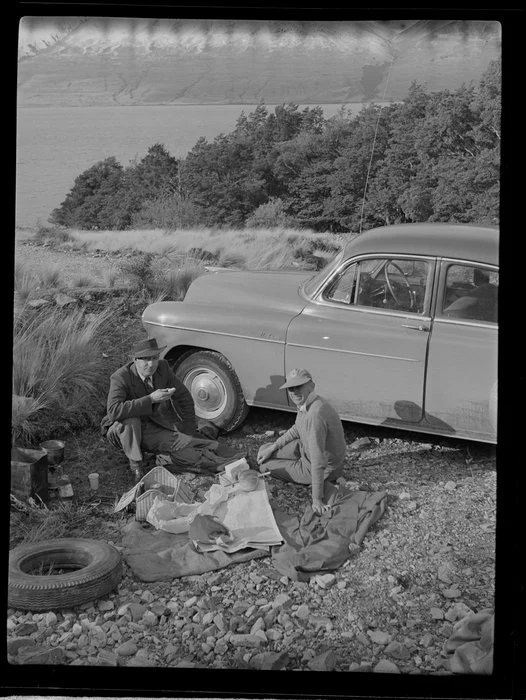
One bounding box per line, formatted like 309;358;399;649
433;318;498;330
286;342;420;362
143;320;285;344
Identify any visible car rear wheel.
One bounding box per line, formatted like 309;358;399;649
174;350;249;432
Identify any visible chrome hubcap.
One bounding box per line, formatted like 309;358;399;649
184;367;227;420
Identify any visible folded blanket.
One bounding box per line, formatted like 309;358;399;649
271;484;387;581
122;520;267;581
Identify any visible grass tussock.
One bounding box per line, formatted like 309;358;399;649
10;497;101;549
14;262;37;305
36;263;62;288
12;306;113;445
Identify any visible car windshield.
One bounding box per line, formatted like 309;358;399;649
302;249;345;298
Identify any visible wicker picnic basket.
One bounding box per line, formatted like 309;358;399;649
114;466;194;521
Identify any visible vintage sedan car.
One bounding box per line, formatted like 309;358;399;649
142;223;498;444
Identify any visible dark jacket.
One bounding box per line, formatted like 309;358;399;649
100;359;198;437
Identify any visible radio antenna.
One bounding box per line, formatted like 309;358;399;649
358;55;396;234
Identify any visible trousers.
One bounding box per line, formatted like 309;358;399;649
257;438;343;486
106;417;240;471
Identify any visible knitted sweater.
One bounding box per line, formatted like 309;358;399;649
273;393;346;500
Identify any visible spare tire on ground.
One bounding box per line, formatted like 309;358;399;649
8;538;122;611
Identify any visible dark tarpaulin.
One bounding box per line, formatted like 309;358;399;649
271;484;387;581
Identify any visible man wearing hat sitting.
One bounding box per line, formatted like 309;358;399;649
256;368;346;515
101;338;242;481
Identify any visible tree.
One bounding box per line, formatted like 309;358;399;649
50;157;124;229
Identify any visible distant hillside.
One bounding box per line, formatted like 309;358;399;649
17;18;501;107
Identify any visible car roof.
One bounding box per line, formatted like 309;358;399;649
342;223;499;266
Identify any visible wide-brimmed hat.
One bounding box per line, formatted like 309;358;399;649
131;338;166;359
280;368;313;390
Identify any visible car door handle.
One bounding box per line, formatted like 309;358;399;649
401;323;430;332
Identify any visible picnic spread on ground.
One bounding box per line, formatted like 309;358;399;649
116;461;387;583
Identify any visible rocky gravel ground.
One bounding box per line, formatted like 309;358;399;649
8;417;496;674
9;236;497;675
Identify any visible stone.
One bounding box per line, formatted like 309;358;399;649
142;611;159;627
213;613;226;631
367;629;391;645
13;622;38;636
260;567;282;581
151;603;169;617
307;650;337;671
184;596;198;608
27;298;52;308
264;430;276;437
315;573;336;589
349;437;372;451
265;628;283;641
444;481;457;491
44;612;58;626
54;293;77;307
98;600;115;612
294;604;310;620
399;491;411;500
232;601;251;614
116;641;138;657
97;649;119;666
117;603;130;617
430;607;444;620
310;615;333;631
445;602;473;622
251;651;289;670
420;633;434;648
19;646;66;665
443;586;462;599
140;590;155;604
302;649;316;662
384;641;411;659
7;637;36;656
373;659;400;674
438;562;455;584
230;633;266;647
272;593;292;609
250;617;265;635
128;603;147;621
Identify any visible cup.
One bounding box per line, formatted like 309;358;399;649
88;472;100;491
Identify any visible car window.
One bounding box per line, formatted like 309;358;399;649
323;257;430;314
441;265;498;323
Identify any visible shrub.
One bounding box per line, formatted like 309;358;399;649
131;195;205;230
34;223;73;244
118;252;155;290
12;307;112;444
245;198;295;229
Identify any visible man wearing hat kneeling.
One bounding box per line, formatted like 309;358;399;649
101;338;243;482
256;368;346;515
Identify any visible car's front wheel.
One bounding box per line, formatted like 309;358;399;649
174;350;249;432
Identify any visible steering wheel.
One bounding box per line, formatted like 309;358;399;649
384;261;416;310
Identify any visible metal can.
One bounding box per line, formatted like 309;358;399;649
57;474;74;500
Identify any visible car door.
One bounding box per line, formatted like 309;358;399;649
424;259;498;442
285;254;436;425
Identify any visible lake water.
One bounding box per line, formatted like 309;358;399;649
15;103;372;228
